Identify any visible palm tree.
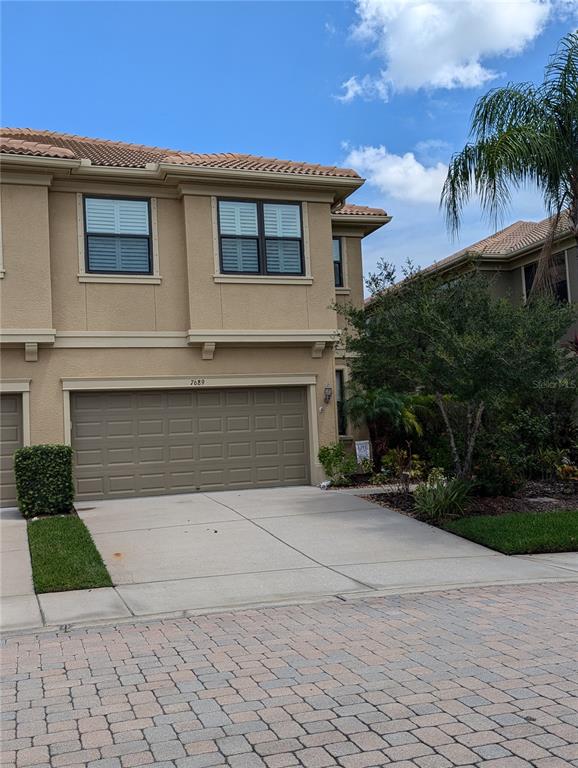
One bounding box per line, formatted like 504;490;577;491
441;31;577;294
346;385;423;471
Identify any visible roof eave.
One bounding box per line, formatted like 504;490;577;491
159;163;363;199
0;152;364;200
331;213;392;235
0;153;82;170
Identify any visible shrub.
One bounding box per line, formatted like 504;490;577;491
14;444;74;519
318;442;357;486
414;470;471;521
472;454;522;497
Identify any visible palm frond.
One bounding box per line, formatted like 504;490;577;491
441;30;578;244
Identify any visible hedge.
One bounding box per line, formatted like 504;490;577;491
14;444;74;518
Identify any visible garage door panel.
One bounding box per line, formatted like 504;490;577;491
72;387;309;500
227;416;250;432
197;390;221;407
254;415;277;431
254;389;277;405
0;394;23;508
138;446;165;463
281;414;306;430
226;389;250;406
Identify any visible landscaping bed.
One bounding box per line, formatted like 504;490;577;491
364;479;578;519
361;481;578;555
27;514;112;593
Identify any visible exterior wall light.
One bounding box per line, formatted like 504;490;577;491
324;386;333;404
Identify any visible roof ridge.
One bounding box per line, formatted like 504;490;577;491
0;128;359;177
0;126;185;156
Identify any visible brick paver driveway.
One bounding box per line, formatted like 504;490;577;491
2;583;578;768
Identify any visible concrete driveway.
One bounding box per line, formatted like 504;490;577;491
73;486;578;620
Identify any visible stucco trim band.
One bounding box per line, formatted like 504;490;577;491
186;330;338;345
0;329;56;344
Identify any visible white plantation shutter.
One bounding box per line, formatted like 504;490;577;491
266;240;301;273
85;198;149;234
263;204;301;237
87;236;150;273
221;238;259;272
219;201;258;236
85;197;151;273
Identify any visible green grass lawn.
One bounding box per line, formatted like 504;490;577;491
444;509;578;555
27;515;112;593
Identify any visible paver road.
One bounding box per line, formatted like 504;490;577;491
2;583;578;767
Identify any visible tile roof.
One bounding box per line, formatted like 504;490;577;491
0;128;361;179
0;137;76;159
428;211;573;273
333;203;388;217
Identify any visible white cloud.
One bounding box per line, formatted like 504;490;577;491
345;144;448;204
414;138;452;164
340;0;557;100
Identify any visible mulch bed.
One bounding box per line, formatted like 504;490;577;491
364;479;578;519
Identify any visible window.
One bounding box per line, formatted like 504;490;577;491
523;253;569;302
218;200;303;275
333;238;343;287
84;197;151;274
336;369;347;436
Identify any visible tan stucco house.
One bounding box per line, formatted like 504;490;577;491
422;212;577;319
0;128;389;506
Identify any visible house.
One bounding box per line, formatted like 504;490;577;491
0;128;389;506
421;212;577;317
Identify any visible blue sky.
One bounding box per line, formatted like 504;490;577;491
2;1;577;282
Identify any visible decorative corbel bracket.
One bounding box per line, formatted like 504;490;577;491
202;341;216;360
311;341;326;359
24;342;38;362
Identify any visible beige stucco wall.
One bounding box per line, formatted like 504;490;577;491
1;176;378;480
7;185;343;335
335;236;363;331
1;345;338;481
1;184;53;330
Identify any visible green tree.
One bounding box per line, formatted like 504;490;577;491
346;385;423;471
341;265;577;479
441;31;578;294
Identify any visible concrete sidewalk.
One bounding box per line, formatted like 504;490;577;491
2;487;578;633
0;507;42;631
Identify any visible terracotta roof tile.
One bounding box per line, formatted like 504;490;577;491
0;137;76;159
333;203;388;217
0;127;361;179
427;211;573;273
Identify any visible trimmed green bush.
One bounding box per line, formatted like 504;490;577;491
14;444;74;518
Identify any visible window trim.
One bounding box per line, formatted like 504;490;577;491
83;194;153;276
521;250;570;303
332;237;344;288
77;194;161;283
336;368;347;437
217;198;305;276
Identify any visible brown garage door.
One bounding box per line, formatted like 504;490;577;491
0;393;23;508
72;387;310;500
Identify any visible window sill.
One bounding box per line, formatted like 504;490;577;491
77;274;162;285
335;287;351;295
213;274;313;286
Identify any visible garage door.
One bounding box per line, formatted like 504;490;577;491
0;393;23;508
72;387;310;499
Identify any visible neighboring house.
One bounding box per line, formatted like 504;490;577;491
0;128;389;506
422;213;577;320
